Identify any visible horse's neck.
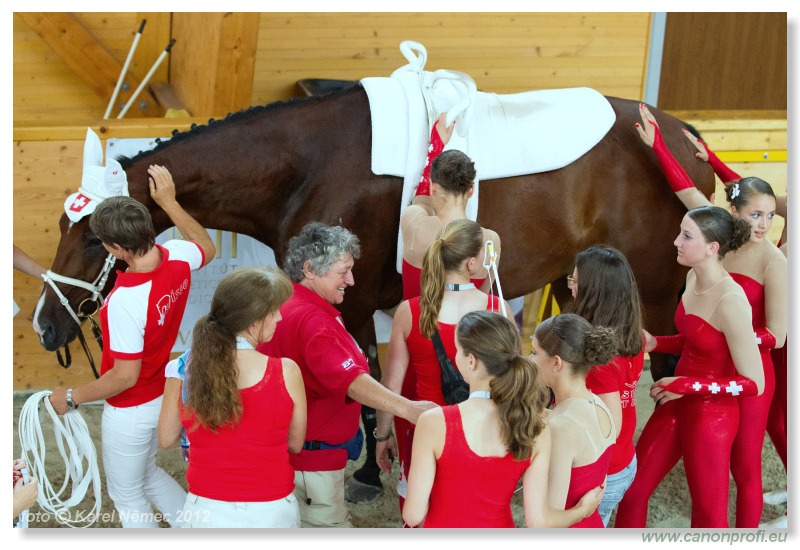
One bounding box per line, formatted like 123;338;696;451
128;127;303;249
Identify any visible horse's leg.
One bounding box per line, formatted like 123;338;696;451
345;319;384;503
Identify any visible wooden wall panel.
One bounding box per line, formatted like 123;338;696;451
13;12;171;123
252;12;652;103
658;13;787;110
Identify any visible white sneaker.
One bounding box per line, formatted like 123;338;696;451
763;489;788;506
760;514;787;528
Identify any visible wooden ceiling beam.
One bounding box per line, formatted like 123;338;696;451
17;12;164;118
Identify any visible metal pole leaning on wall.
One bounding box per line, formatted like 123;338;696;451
117;38;176;120
104;19;146;120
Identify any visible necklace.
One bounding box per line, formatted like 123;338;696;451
469;390;491;399
444;282;475;291
236;335;256;350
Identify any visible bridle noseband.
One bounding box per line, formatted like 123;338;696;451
41;252;117;378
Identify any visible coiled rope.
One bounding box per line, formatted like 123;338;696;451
18;391;102;528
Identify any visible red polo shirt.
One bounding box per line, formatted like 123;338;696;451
257;282;369;471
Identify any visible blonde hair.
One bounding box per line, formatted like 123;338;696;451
186;267;292;430
456;311;549;460
419;219;483;338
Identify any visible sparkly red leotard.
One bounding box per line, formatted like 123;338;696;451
645;127;788;527
615;273;762;528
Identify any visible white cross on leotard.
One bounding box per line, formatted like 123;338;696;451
692;381;703;392
708;382;721;394
71;196;88;209
725;381;743;396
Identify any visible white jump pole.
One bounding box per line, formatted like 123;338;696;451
117;38;175;119
104;19;146;120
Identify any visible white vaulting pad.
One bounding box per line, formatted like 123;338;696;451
363;80;616;181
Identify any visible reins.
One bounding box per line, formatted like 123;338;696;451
42;252;116;379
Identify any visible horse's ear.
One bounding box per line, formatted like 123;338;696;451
83;128;104;171
105;158;129;197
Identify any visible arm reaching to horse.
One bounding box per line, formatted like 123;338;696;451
682;128;742;184
635;104;710;210
13;245;47;279
412;112;456;213
148;164;216;266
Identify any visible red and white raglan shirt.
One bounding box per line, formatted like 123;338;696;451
100;240;205;407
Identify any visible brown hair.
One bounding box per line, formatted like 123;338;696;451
568;246;643;357
534;313;616;377
419;219;483;338
89;196;155;256
430;149;476;196
456;311;549;461
687;205;751;259
724;176;776;211
186;267;293;430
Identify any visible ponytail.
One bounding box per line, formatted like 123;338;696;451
420;239;446;339
186;315;242;430
456;311;548;460
419;219;483;339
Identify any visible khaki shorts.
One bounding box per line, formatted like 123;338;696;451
293;469;352;528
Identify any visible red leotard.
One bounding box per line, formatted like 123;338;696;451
615;275;758;528
422;405;530;528
567;446;615;528
723;239;786;526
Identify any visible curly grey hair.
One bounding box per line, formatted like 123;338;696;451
283;222;361;282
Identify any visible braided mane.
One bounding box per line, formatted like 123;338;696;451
116;83;361;168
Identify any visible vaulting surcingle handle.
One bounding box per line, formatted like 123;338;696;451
484;240;507;318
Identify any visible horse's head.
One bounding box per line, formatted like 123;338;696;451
32;128;128;351
33;214;120;351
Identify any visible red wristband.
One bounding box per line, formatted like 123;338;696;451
653;333;684;356
703;140;741;184
755;328;776;350
415;124;445;197
652;127;695;193
664;376;758;397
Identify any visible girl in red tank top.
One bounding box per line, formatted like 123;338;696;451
403;311;604;527
158;267;307;528
531;313;618;527
377;219;510;518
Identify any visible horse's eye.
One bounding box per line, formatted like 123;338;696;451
86;236;103;248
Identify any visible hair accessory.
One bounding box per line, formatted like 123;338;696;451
730;183;741;200
444;282;476;291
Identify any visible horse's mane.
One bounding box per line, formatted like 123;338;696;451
116;82;363;168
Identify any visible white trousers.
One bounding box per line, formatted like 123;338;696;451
181;492;300;528
102;395;187;528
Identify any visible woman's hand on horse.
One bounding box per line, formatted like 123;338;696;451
147;164;178;207
435;112;456;145
634;103;659;147
650;377;683;405
682;128;709;161
376;436;398;474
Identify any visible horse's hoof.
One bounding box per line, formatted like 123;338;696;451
759;514;787;528
344;477;383;503
763;489;788;506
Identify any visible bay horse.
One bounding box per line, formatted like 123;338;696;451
33;83;712;384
